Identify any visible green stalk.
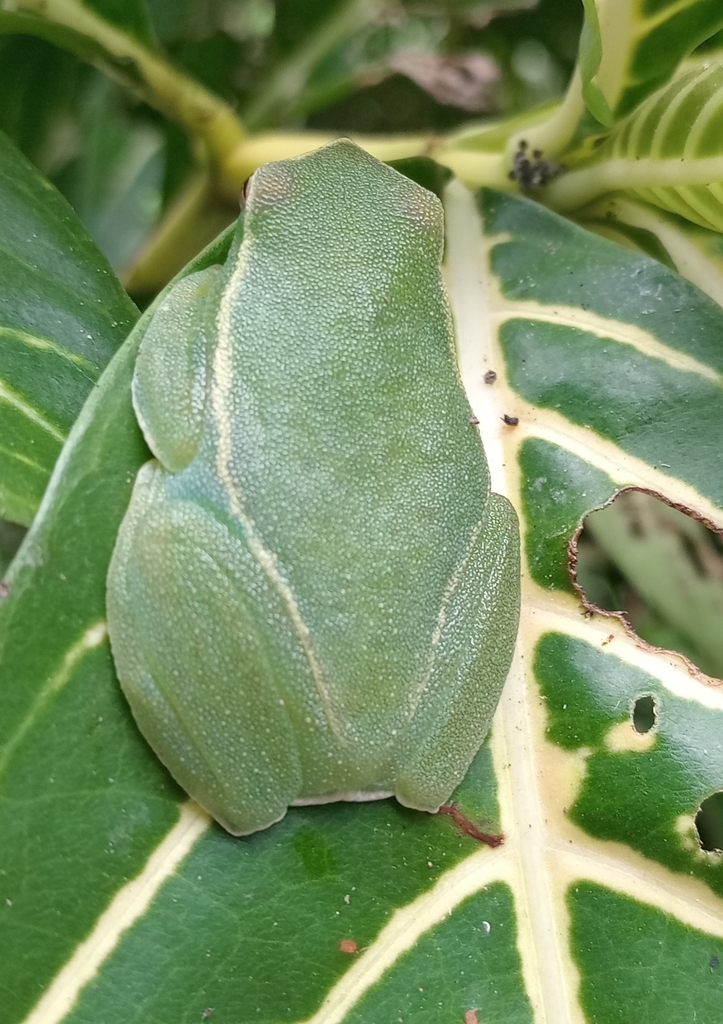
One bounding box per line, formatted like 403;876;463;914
5;0;245;175
503;67;587;165
544;154;723;211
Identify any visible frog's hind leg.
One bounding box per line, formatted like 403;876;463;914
394;492;520;813
107;461;304;835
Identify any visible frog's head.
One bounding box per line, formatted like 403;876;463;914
241;139;444;265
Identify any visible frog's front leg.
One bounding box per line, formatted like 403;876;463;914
108;461;325;836
133;267;222;473
394;492;520;812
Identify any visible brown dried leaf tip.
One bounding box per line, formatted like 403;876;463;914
438;804;504;848
339;939;359;955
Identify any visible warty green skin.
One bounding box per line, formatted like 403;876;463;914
107;140;520;836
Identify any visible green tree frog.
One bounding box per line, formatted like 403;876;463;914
107;140;520;836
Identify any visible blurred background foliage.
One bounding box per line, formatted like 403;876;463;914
1;0;721;685
0;0;582;276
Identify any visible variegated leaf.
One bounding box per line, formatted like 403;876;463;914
578;193;723;305
548;58;723;226
580;0;723;123
0;129;136;525
2;182;723;1023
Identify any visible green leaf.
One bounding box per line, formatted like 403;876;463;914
0;128;137;525
0;226;233;1023
0;0;157;49
242;0;386;130
0;35;83;171
546;57;723;224
579;0;723;121
54;75;165;273
579;0;613;125
4;181;723;1021
81;0;157;47
0;0;244;174
578;192;723;304
447;184;723;1018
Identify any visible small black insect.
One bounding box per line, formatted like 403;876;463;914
508;141;563;192
502;414;519;426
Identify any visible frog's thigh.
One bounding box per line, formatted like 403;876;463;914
107;461;303;836
133;267;221;473
395;493;520;812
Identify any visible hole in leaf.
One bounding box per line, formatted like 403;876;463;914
632;695;656;734
573;489;723;679
695;793;723;853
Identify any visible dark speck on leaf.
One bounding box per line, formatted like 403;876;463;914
484;369;497;384
502;414;519;426
711;956;720;969
469;415;479;425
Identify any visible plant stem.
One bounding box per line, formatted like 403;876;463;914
504;67;586;164
7;0;245;173
122;175;237;296
223;130;433;190
544;153;723;211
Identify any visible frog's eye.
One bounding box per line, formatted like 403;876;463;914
241;174;254;207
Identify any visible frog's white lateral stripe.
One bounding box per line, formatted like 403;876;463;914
0;622;107;780
212;244;343;741
409;516;485;718
0;379;65;441
20;803;210;1024
296;846;511;1024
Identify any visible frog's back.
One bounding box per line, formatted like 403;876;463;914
179;142;491;772
109;141;519;834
